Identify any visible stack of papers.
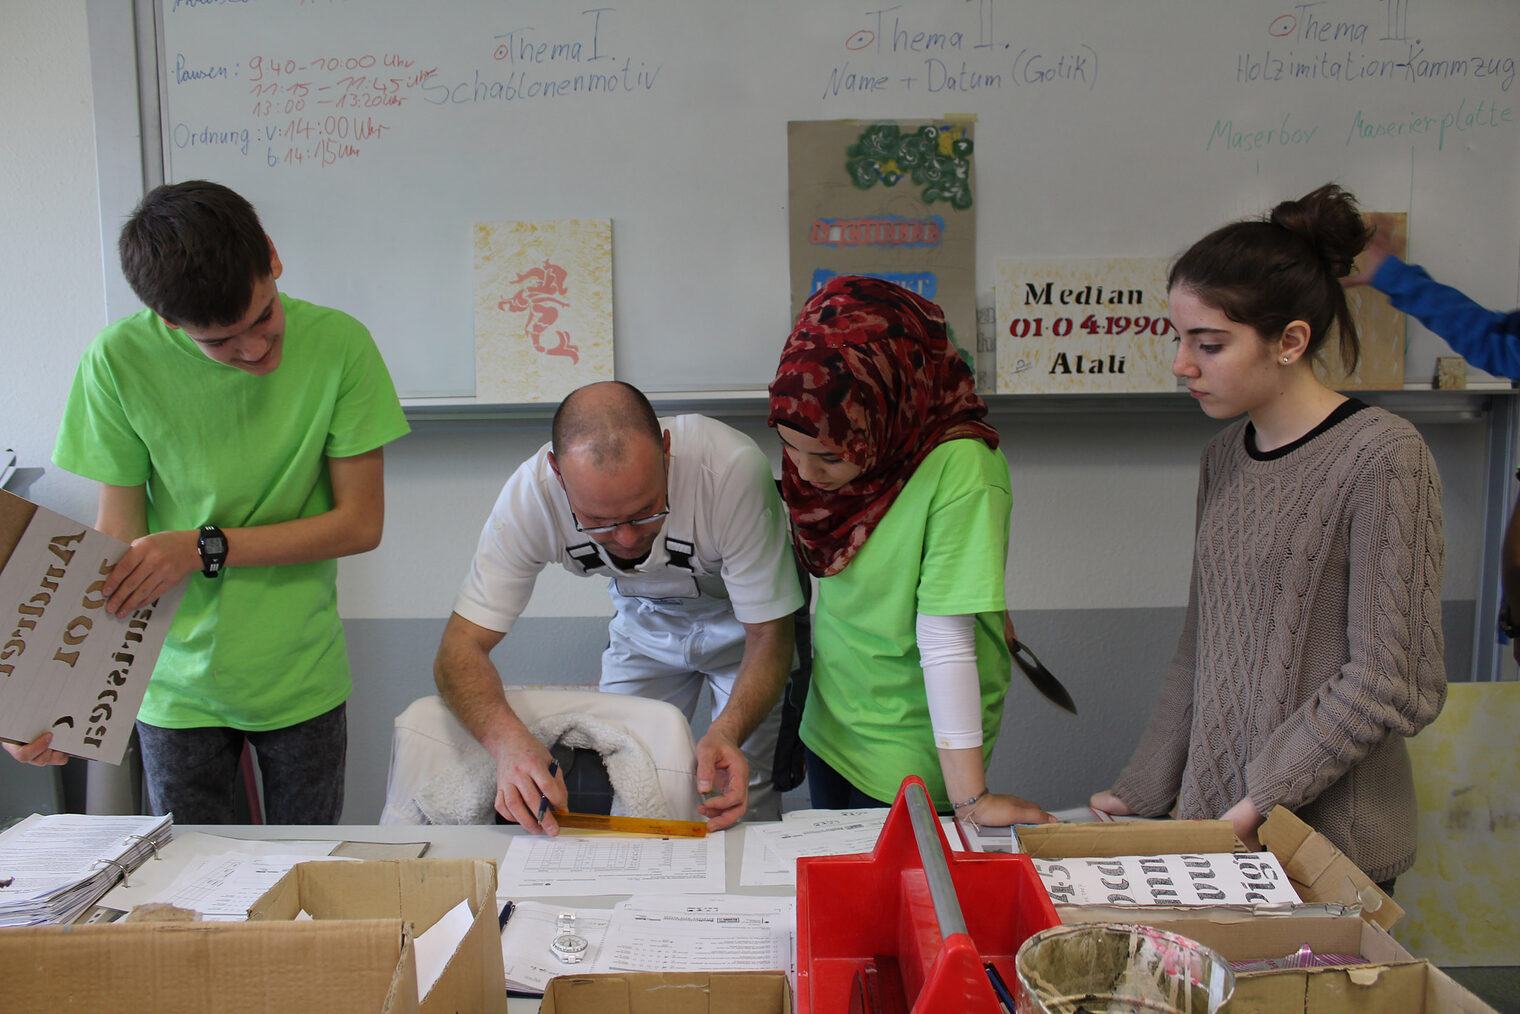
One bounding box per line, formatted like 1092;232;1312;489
0;813;173;926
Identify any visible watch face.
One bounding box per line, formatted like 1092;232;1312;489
203;536;226;554
551;932;588;963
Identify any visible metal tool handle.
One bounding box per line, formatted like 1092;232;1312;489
906;781;968;939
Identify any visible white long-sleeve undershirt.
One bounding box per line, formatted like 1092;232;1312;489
917;612;984;749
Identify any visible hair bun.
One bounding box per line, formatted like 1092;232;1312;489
1268;184;1371;279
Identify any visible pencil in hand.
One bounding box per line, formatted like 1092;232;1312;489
536;758;560;822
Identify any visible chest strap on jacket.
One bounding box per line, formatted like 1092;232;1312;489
665;536;695;572
567;542;605;574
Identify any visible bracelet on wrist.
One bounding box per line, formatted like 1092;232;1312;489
951;788;989;812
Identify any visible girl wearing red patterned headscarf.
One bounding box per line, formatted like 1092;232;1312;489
768;275;1052;826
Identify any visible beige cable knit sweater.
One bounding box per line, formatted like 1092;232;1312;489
1113;403;1446;883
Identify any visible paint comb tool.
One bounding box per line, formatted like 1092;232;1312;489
1009;636;1078;715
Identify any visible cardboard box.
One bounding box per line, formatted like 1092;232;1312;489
248;858;507;1014
1057;915;1496;1012
1015;818;1240;859
0;918;419;1014
1224;959;1499;1014
0;489;185;764
539;971;792;1013
1014;809;1400;927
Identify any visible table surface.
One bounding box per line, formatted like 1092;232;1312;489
99;822;796;1013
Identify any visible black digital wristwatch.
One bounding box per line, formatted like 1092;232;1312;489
197;524;228;578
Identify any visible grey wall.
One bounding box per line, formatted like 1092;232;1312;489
0;596;1483;823
333;601;1478;825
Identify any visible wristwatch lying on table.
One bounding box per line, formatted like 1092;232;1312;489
551;912;587;964
198;525;227;578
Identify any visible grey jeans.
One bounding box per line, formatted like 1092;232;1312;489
135;703;346;824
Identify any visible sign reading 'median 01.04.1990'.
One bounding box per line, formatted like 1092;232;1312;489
995;258;1176;393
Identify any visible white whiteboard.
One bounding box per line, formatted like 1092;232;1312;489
138;0;1520;400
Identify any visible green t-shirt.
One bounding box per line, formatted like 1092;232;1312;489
800;438;1013;808
53;296;409;729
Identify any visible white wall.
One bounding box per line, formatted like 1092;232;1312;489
0;1;1496;821
1;1;106;525
3;2;1490;626
1;0;105;814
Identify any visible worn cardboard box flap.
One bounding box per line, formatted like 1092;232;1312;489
1143;915;1411;969
1260;807;1403;929
540;971;792;1014
1225;959;1499;1014
248;858;506;1014
0;918;418;1014
1014;819;1239;859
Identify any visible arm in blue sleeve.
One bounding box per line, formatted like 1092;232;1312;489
1372;255;1520;381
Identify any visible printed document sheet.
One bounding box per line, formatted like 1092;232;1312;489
497;830;725;897
741;808;963;887
145;852;354;920
96;833;340;918
501;895;793;993
1032;852;1302;907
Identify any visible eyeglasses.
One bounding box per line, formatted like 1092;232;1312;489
559;452;671;536
571;509;670;535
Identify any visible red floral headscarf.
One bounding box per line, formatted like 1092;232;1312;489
768;275;998;577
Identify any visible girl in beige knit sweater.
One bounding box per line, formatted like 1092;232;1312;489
1090;185;1446;886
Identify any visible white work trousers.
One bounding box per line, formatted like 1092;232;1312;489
602;585;781;820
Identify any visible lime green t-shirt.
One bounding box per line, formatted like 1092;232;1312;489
800;438;1013;808
52;296;409;729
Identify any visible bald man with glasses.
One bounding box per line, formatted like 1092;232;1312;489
435;381;801;832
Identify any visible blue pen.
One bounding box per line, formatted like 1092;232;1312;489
984;961;1017;1013
536;759;560;822
497;899;515;931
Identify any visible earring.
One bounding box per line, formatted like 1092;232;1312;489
1281;357;1290;364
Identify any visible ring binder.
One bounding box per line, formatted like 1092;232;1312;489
91;857;131;888
0;813;174;926
125;833;164;860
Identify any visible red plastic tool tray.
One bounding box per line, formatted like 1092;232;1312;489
796;778;1060;1013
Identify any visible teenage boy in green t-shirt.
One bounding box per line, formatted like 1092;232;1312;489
3;180;409;823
